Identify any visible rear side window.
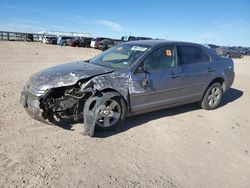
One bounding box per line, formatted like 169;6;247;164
178;45;203;65
203;52;211;62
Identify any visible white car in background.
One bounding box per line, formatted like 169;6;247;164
90;38;96;48
41;36;51;44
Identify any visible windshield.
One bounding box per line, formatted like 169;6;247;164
89;44;149;69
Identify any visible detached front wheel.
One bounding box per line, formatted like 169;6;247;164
83;92;126;136
201;83;223;110
95;97;123;130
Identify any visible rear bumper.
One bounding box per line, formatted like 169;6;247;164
20;91;49;124
225;71;235;91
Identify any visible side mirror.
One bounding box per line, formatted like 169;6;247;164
139;67;150;74
138;66;145;73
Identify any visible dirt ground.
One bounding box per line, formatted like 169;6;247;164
0;41;249;188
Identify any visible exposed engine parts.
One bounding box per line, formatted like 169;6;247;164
40;84;89;123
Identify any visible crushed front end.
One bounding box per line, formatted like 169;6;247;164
20;81;49;123
20;80;93;124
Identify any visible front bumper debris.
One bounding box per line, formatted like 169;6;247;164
20;90;48;124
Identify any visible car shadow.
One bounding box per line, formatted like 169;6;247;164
94;103;200;138
52;88;243;137
51;118;79;130
220;88;243;107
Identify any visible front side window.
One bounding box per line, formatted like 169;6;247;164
178;45;203;65
141;46;177;71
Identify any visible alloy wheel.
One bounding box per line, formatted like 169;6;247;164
96;99;121;127
208;87;221;107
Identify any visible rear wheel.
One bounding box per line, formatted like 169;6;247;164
226;53;230;58
201;83;223;110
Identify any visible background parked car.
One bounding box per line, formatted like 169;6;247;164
42;36;51;43
90;38;96;48
238;47;250;55
121;36;136;41
45;36;57;44
71;37;93;47
216;47;242;58
26;34;34;42
65;37;77;46
57;36;75;46
230;47;244;58
90;37;110;49
121;35;152;42
49;37;57;45
98;39;115;51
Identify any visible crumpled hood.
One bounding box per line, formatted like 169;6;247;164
29;61;114;90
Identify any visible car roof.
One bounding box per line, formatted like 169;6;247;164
124;39;204;48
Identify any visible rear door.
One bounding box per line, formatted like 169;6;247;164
176;45;214;102
129;45;181;112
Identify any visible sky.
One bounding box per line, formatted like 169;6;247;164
0;0;249;46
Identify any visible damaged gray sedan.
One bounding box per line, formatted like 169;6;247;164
20;40;235;136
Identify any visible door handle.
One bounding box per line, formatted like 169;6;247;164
169;73;179;78
208;67;215;72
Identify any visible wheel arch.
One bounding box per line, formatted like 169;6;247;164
200;79;224;110
206;77;226;93
94;88;129;114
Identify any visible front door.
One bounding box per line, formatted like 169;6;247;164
129;45;181;112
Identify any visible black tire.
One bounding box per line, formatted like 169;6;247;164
83;92;126;133
226;53;230;58
201;83;223;110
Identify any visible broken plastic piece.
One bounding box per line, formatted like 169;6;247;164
83;92;124;136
